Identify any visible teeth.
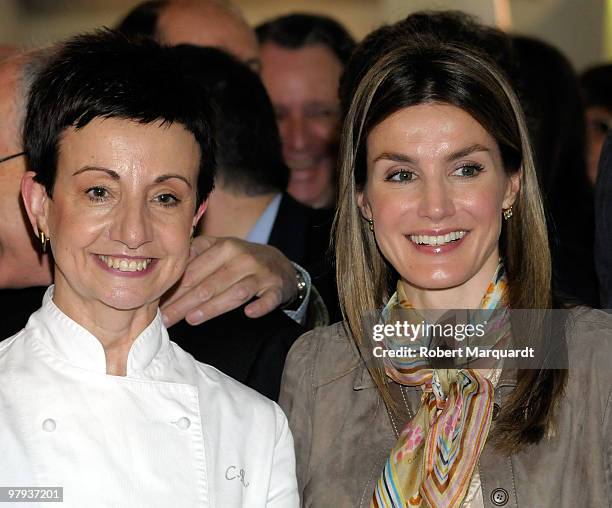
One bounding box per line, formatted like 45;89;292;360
98;255;152;272
409;231;466;246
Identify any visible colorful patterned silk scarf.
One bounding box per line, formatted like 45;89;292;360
372;264;509;508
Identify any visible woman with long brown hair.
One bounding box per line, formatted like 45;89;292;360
280;36;612;508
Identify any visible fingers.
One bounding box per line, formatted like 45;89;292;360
160;235;298;326
244;287;285;318
183;275;262;324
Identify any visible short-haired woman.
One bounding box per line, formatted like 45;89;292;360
0;31;298;507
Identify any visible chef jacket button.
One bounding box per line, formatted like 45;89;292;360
42;418;56;432
176;417;191;430
491;487;509;506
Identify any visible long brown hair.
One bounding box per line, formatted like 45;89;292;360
334;41;566;452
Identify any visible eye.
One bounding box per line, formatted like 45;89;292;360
306;107;335;119
387;170;416;182
153;193;181;208
452;163;484;177
86;187;109;202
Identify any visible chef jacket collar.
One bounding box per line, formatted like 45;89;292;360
28;286;166;376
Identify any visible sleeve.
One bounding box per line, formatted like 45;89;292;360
278;331;318;497
283;263;312;326
266;403;300;507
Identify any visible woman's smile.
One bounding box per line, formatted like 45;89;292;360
407;229;469;254
94;254;157;277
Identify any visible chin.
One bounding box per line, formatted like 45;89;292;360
403;268;470;292
102;288;159;312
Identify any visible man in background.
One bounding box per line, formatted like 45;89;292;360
581;64;612;186
177;45;338;319
256;13;355;209
117;0;260;70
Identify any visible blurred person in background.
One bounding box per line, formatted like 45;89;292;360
256;13;356;209
581;64;612;186
117;0;260;70
0;47;315;401
175;45;339;320
595;133;612;308
512;35;598;307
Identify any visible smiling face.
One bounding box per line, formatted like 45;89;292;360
24;117;205;316
359;103;520;308
260;42;342;208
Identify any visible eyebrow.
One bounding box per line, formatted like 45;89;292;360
446;144;491;161
373;144;491;164
154;174;192;188
72;166;119;178
72;166;192;188
373;152;416;164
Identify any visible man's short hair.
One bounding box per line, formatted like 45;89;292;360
171;44;288;196
24;29;216;206
256;13;355;66
115;0;168;40
581;64;612;111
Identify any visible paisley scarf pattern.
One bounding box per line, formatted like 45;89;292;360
372;264;509;508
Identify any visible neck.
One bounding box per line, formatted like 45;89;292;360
201;186;278;238
52;274;158;376
400;256;501;310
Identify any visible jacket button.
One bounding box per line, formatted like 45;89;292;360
491;487;509;506
492;402;501;421
42;418;56;432
176;417;191;430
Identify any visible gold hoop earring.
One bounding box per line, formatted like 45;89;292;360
367;218;374;232
503;206;513;221
39;230;49;253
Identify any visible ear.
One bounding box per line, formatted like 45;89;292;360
357;189;372;221
502;169;521;209
21;171;50;238
192;198;208;228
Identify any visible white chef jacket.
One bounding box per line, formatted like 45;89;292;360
0;287;299;508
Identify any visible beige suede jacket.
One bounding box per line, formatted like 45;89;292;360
279;308;612;508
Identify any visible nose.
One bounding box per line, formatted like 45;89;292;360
108;198;153;250
416;179;456;222
283;113;309;153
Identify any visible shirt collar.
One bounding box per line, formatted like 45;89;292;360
246;192;282;244
27;286;167;376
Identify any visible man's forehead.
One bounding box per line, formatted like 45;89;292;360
157;1;259;68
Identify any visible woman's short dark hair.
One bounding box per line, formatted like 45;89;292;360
24;29;216;207
170;44;289;196
256;13;355;65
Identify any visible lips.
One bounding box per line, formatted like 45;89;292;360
409;231;466;247
406;230;469;255
98;255;152;272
